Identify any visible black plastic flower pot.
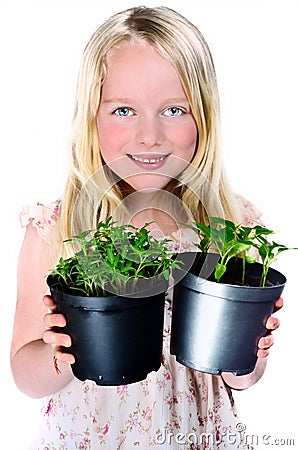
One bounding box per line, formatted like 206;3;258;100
170;253;286;375
47;275;167;386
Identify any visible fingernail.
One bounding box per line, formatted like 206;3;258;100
62;337;70;347
57;316;66;326
66;355;75;364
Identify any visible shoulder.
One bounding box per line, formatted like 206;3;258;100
235;194;263;226
19;199;61;244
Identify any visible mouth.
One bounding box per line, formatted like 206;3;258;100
128;153;169;164
127;153;170;171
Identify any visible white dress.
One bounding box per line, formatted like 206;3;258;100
19;200;255;450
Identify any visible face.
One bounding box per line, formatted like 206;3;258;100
96;40;197;191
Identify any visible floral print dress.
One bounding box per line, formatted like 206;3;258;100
20;200;254;450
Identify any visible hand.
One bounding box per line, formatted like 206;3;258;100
42;295;75;365
257;297;283;358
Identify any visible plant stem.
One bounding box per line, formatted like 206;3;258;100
242;257;246;285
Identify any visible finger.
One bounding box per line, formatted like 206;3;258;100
54;348;75;365
43;329;72;348
43;295;57;312
44;312;66;328
273;297;283;313
266;316;280;330
258;334;274;350
257;348;270;358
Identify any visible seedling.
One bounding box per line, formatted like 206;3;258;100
186;217;296;286
48;217;181;296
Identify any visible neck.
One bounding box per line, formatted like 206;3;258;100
123;189;185;238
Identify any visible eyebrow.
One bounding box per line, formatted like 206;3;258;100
102;98;131;104
102;97;190;104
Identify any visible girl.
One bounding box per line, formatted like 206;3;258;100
11;6;282;449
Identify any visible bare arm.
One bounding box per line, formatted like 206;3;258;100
10;223;74;398
221;357;267;390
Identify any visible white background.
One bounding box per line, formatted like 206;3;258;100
1;0;297;448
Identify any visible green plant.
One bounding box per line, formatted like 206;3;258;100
48;217;181;296
253;234;292;287
186;217;296;286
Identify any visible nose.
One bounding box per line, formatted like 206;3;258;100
135;114;164;148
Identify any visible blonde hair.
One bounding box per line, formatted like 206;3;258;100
60;6;241;251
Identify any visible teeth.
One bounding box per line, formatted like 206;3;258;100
130;154;167;163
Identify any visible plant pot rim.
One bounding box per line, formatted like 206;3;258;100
47;275;167;312
47;273;168;300
175;252;286;302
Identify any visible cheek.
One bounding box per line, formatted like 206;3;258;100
172;121;197;158
97;121;128;163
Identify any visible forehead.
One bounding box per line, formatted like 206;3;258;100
102;40;186;98
106;39;163;66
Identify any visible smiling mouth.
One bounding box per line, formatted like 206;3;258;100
128;154;169;164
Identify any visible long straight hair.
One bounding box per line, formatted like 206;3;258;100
60;6;241;254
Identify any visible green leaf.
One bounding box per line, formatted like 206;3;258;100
214;263;226;281
253;225;275;237
163;269;170;280
107;247;115;264
226;242;251;260
245;255;256;264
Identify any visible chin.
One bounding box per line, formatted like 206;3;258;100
124;174;173;191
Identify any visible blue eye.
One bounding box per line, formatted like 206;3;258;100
163;107;184;117
113;107;133;117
